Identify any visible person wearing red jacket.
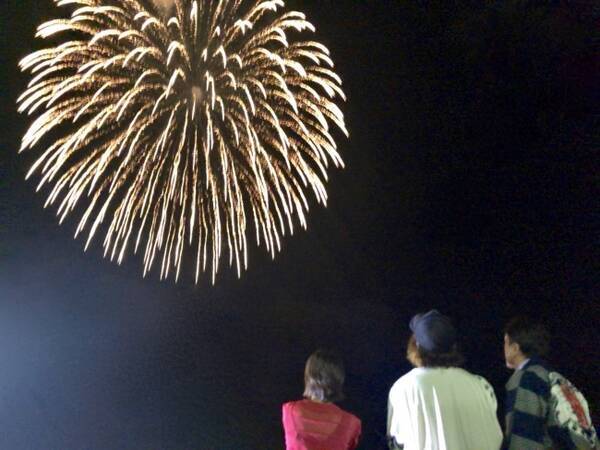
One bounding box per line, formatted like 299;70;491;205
282;349;361;450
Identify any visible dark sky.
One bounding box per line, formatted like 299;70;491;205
0;1;598;449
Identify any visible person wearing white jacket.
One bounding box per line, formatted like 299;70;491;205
387;310;502;450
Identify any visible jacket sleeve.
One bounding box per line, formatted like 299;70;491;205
282;403;293;449
349;418;362;450
387;394;404;449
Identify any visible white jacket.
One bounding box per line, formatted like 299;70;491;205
387;367;502;450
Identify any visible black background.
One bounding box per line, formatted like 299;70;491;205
1;1;598;448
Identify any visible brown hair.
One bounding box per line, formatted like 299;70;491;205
406;334;464;368
505;316;550;358
303;349;345;403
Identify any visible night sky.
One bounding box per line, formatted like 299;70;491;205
1;1;598;449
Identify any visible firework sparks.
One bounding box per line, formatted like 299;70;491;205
18;0;347;283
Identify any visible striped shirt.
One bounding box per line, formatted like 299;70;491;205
504;358;554;449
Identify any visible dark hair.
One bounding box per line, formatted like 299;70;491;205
303;349;345;403
406;334;464;368
505;316;550;358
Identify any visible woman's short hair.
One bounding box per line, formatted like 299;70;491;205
303;349;345;403
406;334;465;368
505;316;550;358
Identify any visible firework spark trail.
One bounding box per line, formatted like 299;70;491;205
18;0;347;283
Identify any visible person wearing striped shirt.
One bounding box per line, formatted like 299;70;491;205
503;316;553;449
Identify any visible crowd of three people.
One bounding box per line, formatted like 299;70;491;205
281;311;597;450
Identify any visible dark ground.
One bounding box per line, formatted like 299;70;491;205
0;1;598;448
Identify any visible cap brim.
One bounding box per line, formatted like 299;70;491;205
409;313;423;332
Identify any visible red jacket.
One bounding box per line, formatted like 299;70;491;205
282;399;361;450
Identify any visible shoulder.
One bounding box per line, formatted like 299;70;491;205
282;401;299;430
337;408;361;444
470;371;495;390
389;368;457;400
522;360;550;385
462;368;492;384
523;360;550;379
440;368;496;392
282;400;301;415
342;407;361;424
282;400;297;409
508;362;550;397
466;372;498;401
339;407;362;431
389;369;420;394
446;367;478;379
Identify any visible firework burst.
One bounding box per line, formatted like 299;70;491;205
18;0;347;283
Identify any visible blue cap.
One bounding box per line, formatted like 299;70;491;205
410;310;457;353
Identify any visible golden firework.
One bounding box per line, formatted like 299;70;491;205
18;0;347;283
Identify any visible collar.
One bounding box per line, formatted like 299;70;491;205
516;358;530;371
